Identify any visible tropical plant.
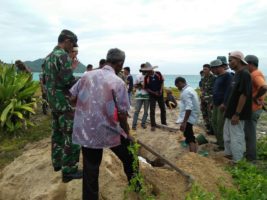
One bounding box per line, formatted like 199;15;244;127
0;63;39;133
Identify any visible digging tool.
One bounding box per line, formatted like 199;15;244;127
128;135;194;190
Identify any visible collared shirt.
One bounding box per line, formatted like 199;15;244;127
176;85;200;125
69;65;130;148
225;68;252;120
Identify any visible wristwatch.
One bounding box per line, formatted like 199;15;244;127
234;112;240;116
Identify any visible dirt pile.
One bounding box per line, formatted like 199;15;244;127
0;138;189;200
176;152;233;194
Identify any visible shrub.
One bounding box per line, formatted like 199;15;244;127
0;63;39;133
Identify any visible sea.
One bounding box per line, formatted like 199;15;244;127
33;72;200;89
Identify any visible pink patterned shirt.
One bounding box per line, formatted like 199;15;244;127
70;65;130;148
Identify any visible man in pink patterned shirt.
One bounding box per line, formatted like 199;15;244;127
70;48;139;200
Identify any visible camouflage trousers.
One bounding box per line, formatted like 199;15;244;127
200;100;213;134
51;111;80;174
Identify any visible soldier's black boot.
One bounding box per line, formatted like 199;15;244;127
62;169;83;183
54;166;61;172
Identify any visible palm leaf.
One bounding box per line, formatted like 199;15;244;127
0;100;15;126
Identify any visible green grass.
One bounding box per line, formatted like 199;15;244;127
0;86;51;170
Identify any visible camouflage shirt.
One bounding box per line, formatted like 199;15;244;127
201;73;216;103
43;46;76;112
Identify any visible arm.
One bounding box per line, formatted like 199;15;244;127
221;73;233;111
128;75;133;92
231;94;247;125
113;84;130;135
118;112;130;135
58;54;76;88
255;85;267;99
253;85;267;105
180;90;193;131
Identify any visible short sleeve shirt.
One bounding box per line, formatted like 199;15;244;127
70;65;130;148
225;68;252;120
134;74;149;100
251;69;266;111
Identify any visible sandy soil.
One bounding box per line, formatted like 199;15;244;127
1;103;265;200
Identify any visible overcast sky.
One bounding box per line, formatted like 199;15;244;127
1;0;267;75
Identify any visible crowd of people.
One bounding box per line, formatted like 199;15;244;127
199;52;267;163
39;29;266;199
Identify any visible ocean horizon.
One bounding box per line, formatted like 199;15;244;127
33;72;201;89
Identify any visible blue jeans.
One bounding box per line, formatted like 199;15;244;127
132;99;149;128
244;109;263;161
128;92;132;105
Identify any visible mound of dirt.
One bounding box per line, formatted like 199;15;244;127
176;152;233;195
0;138;190;200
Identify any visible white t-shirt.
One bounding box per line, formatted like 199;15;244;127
134;74;149;100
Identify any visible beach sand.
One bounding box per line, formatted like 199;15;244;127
0;101;266;200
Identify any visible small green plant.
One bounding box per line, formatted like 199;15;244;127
221;160;267;200
185;183;216;200
0;63;39;132
124;141;156;200
257;135;267;160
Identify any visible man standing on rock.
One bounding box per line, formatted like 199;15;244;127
244;55;267;162
43;29;82;182
224;51;252;163
70;48;140;200
175;77;200;152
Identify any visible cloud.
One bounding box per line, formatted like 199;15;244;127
0;0;267;74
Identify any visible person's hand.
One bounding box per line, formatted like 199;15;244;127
72;57;79;70
253;97;264;106
208;103;213;111
231;114;239;125
155;91;162;96
219;104;225;112
180;121;187;132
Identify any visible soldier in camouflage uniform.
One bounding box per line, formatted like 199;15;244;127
200;64;216;135
43;29;82;183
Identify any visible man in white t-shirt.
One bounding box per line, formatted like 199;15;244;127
132;63;150;130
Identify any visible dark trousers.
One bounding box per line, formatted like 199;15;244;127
184;122;196;144
82;136;135;200
149;95;166;127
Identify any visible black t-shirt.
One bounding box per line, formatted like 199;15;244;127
225;69;252;120
144;71;163;94
126;75;133;93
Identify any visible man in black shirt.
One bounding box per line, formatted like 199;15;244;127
143;62;166;131
224;51;252;163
